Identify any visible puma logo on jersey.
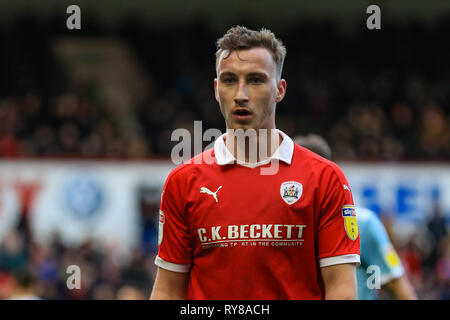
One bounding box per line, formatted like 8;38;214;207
343;184;351;192
200;186;222;203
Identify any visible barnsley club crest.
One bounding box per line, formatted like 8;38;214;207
280;181;303;205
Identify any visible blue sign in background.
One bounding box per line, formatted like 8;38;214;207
341;165;450;225
64;173;104;220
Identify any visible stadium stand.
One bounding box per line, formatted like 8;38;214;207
0;11;449;299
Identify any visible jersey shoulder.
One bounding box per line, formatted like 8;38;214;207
165;148;215;182
161;148;216;205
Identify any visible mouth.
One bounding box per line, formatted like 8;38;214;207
232;108;253;122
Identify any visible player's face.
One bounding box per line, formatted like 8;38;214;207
214;47;286;132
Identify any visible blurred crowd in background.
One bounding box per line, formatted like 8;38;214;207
0;12;449;299
0;191;159;300
0;196;449;299
1;14;450;161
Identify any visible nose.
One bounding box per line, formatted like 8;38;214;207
234;80;249;105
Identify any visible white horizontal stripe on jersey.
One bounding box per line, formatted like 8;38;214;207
319;254;361;267
154;256;191;273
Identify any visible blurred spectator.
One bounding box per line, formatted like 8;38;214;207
8;269;41;300
116;285;146;300
398;238;424;292
435;236;450;299
419;102;450;158
0;231;29;273
0;273;16;300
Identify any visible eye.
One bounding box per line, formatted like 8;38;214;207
221;77;236;84
248;77;263;84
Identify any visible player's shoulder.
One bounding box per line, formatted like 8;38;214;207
165;148;215;182
356;207;378;228
356;207;386;237
356;207;377;221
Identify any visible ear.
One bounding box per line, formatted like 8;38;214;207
214;78;219;103
275;79;287;103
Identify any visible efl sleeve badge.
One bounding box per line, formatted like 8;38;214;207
342;205;358;240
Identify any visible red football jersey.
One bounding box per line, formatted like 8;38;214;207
155;130;360;299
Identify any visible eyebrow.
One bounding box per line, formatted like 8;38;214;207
246;72;268;79
219;71;269;78
219;72;236;78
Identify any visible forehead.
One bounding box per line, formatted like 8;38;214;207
217;47;276;76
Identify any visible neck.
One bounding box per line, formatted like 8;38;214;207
225;128;281;163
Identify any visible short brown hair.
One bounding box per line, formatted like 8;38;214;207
215;26;286;78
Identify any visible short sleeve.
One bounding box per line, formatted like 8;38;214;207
317;164;360;267
155;169;193;272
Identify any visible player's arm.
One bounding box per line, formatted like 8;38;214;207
383;274;418;300
321;263;358;300
152;169;192;300
150;267;189;300
317;164;360;300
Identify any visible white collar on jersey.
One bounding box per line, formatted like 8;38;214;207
213;129;294;168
